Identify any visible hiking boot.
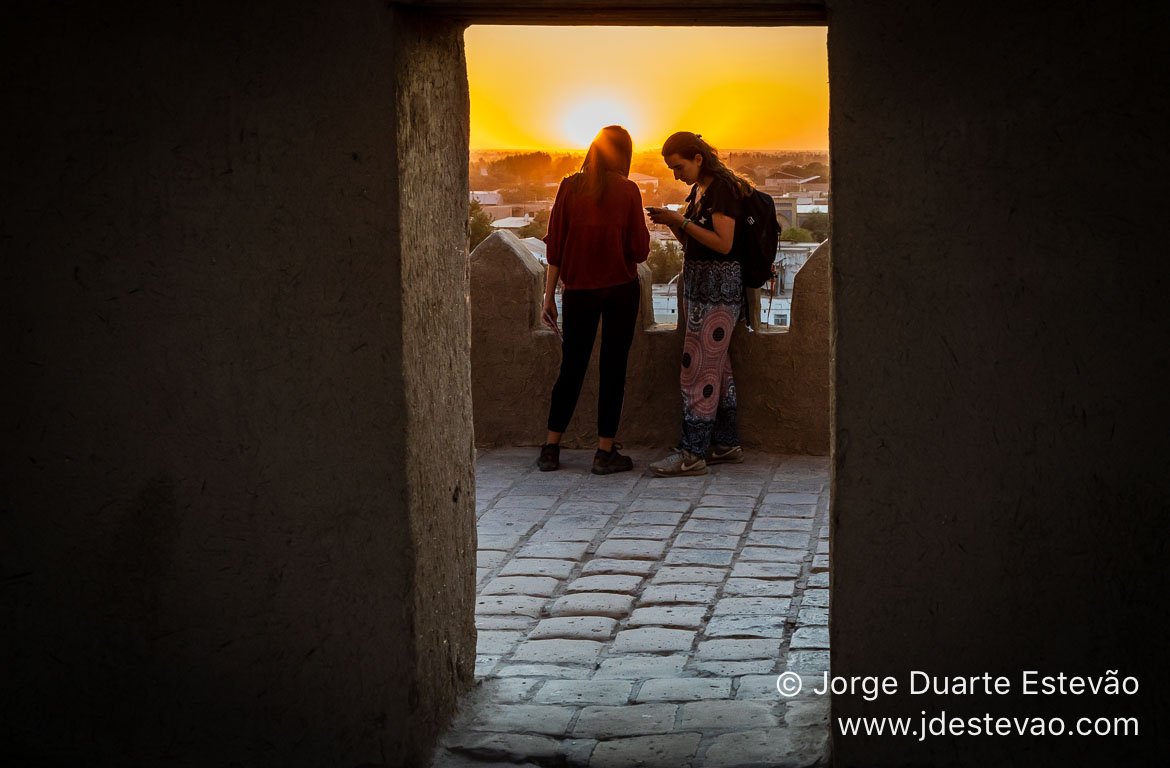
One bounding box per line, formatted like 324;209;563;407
649;449;707;477
537;443;560;471
592;447;633;475
707;444;744;465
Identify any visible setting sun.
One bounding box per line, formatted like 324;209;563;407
560;96;642;149
466;26;828;151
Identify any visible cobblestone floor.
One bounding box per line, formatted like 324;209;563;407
430;447;830;768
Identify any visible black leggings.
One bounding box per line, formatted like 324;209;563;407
547;279;640;438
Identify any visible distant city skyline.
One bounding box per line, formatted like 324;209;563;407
466;26;829;152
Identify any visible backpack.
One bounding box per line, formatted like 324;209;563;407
735;189;780;289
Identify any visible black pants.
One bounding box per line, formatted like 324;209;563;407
547;279;640;438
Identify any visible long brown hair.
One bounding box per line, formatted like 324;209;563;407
577;125;634;202
661;131;753;199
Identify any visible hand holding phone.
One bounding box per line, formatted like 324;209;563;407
542;306;562;340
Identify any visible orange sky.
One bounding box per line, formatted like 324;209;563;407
465;26;828;152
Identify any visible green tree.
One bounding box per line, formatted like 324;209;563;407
469;200;494;251
648;240;684;283
800;212;830;242
780;226;816;243
517;209;550;239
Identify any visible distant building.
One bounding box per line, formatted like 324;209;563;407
764;172;822;194
479;204;515;221
490;214;533;231
471;190;503;205
628;172;660;193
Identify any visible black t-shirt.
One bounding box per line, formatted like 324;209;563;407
682;175;742;262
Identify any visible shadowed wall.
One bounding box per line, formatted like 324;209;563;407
1;3;474;765
828;2;1169;764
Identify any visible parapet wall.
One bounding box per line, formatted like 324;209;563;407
470;231;829;454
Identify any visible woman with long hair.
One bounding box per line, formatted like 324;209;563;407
646;131;753;476
537;125;650;474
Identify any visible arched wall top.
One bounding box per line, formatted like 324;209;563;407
390;0;826;25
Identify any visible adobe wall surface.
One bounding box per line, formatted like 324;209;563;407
828;2;1169;764
470;232;830;454
1;3;472;765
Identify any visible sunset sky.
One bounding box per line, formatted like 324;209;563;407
465;26;829;152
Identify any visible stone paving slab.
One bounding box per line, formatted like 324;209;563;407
481;576;561;597
739;546;807;562
526;527;598;542
529;616;618;641
516;541;590;559
724;578;797;597
691;506;753;521
580;558;656;576
594;654;689;680
695;639;781;660
612;627;696;653
703;727;827;768
713;597;792;616
620;511;685;526
731;562;802;579
798;606;829;626
639;584;718;605
682;519;748;535
566;575;643;593
476;614;537;630
594;538;667;560
692;660;777;677
674;533;741;549
589;732;702;768
706;616;787;639
572;703;677;738
650;566;726;584
475;595;547;618
498;558;576;578
512;639;605;665
787;651;831;675
531;679;633;706
678;700;780;730
608;524;677;539
752;517;815;531
627;606;708;629
549;593;635;619
664;548;735;566
634;677;732;701
790;626;830;650
802;589;829;607
433;449;830;768
496;664;593;679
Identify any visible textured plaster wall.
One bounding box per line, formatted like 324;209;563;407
470;232;829;454
828;2;1169;764
395;12;479;755
1;3;472;765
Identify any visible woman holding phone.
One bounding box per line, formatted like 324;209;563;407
538;125;650;474
646;132;753;476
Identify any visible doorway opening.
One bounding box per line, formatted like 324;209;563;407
441;21;833;768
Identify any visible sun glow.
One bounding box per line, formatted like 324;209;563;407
560;97;642;149
467;26;828;152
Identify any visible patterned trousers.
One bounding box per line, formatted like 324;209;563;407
679;260;743;456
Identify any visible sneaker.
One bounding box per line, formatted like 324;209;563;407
537;443;560;471
592;447;633;475
707;444;744;465
649;449;707;477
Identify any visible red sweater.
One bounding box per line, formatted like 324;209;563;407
543;173;650;290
